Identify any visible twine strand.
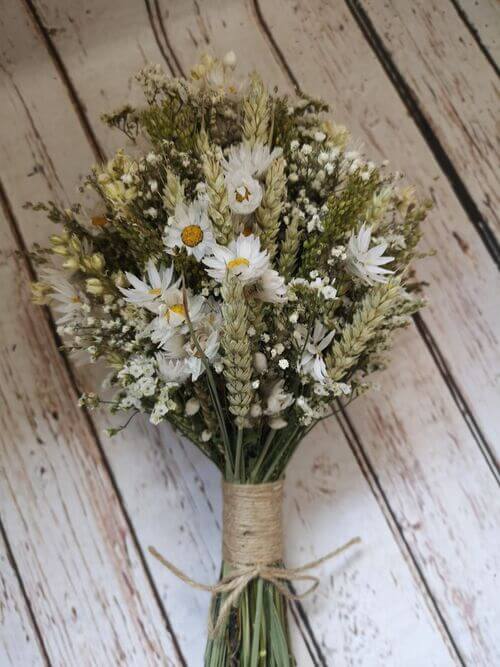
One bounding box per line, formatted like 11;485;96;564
149;481;361;637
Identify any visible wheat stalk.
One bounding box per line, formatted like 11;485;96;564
202;149;233;245
242;74;270;146
221;276;253;425
162;170;184;214
327;279;400;382
256;156;286;259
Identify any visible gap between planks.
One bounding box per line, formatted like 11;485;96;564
0;506;50;667
13;0;498;663
449;0;500;75
251;0;498;475
344;0;500;267
12;2;320;663
0;163;187;666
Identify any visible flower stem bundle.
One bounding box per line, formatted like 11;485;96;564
30;53;430;665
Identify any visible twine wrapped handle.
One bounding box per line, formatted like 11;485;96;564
149;480;361;637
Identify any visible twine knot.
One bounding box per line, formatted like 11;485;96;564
149;480;361;636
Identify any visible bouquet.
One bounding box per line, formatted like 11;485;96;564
30;53;430;665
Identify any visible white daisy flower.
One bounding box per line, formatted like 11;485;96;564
297;320;336;383
119;260;177;313
346;223;394;285
148;288;205;347
223;142;283;214
40;268;88;324
204;235;287;303
163;199;216;260
203;234;269;284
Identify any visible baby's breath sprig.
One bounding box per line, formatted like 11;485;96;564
29;53;430;664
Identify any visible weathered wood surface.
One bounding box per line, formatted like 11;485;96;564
0;205;181;664
357;0;500;246
0;0;498;665
454;0;500;64
0;529;46;667
158;1;500;662
1;2;463;664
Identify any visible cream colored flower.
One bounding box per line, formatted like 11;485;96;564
297;321;335;383
222;142;282;214
223;142;282;178
157;309;221;381
255;268;287;304
346;223;394;285
119;260;177;314
164;199;216;261
263;379;294;416
203;233;269;284
190;52;239;95
225;170;263;215
40;268;87;324
156;356;191;384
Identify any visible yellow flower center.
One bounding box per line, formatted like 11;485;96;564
91;216;108;228
148;288;162;296
235;185;251;203
227;257;250;270
181;224;204;247
164;303;186;320
242;226;253;237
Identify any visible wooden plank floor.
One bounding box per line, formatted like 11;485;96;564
1;1;498;665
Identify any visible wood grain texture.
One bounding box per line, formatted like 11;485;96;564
0;204;181;666
156;0;500;663
0;0;469;664
0;528;46;667
257;0;500;457
453;0;500;64
0;8;182;667
357;0;500;245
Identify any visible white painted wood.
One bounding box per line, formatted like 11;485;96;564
165;0;500;456
157;2;500;664
227;1;500;663
0;0;468;664
0;9;182;667
0;205;181;665
0;532;46;666
360;0;500;240
454;0;500;62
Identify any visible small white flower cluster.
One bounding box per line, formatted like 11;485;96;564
32;53;428;471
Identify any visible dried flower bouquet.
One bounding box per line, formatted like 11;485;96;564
31;53;430;666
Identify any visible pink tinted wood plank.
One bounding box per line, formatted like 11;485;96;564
0;530;46;667
454;0;500;63
7;0;460;663
157;0;499;663
0;9;182;666
0;205;181;665
357;0;500;243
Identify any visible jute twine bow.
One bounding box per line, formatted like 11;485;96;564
149;480;361;637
